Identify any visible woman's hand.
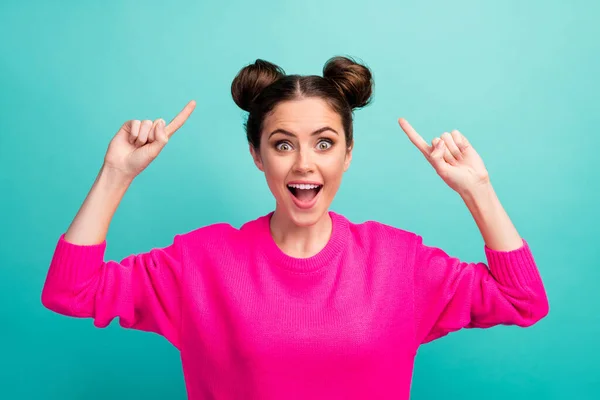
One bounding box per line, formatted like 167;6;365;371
103;100;196;181
398;118;490;196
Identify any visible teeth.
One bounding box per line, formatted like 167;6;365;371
287;183;321;190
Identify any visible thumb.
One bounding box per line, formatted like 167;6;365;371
429;138;448;172
144;119;169;159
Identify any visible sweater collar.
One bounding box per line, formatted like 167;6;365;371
257;210;350;273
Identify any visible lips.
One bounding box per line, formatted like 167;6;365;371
287;182;323;210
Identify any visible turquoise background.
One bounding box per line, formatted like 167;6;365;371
1;0;598;398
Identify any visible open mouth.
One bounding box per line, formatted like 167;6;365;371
287;183;323;206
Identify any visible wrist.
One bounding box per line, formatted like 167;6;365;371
459;179;493;202
99;164;135;190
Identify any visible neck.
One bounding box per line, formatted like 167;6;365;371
269;208;332;258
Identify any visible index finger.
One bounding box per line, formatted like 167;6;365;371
166;100;197;137
398;118;431;156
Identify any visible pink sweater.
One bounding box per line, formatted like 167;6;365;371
41;211;549;399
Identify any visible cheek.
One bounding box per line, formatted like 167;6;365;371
321;156;347;191
262;156;292;187
324;152;348;174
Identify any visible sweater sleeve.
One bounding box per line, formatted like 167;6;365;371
41;233;183;349
412;234;549;345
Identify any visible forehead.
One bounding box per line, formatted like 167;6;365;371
263;98;342;133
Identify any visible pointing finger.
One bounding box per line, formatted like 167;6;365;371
398;118;431;157
165;100;197;138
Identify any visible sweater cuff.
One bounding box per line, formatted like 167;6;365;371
49;233;107;284
484;239;542;290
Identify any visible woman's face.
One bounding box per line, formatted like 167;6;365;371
250;97;352;227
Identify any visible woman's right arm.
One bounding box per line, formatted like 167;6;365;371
41;101;196;349
63;165;132;246
42;164;184;348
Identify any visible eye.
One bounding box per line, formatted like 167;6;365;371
317;139;333;150
275;141;292;151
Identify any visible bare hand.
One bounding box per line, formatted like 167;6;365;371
103;100;196;180
398;118;490;195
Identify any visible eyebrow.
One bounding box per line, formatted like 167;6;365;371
268;126;339;139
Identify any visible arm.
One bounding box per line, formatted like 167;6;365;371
412;185;549;345
397;119;549;345
460;182;523;252
41;165;183;349
62;164;132;246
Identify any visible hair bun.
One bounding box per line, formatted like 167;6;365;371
323;56;373;110
231;59;285;112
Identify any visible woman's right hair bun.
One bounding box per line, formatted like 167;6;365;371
323;56;373;110
231;59;285;112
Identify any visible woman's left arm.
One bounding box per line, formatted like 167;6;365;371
397;117;525;251
398;118;549;345
460;182;523;251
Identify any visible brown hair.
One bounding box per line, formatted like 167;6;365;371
231;55;374;150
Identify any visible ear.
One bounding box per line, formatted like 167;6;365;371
343;141;353;172
249;144;264;171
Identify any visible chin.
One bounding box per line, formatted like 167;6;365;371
271;181;338;227
276;191;330;228
286;207;328;227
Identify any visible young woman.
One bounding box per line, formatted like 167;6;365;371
41;56;549;399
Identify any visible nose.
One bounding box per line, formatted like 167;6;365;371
292;147;315;174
